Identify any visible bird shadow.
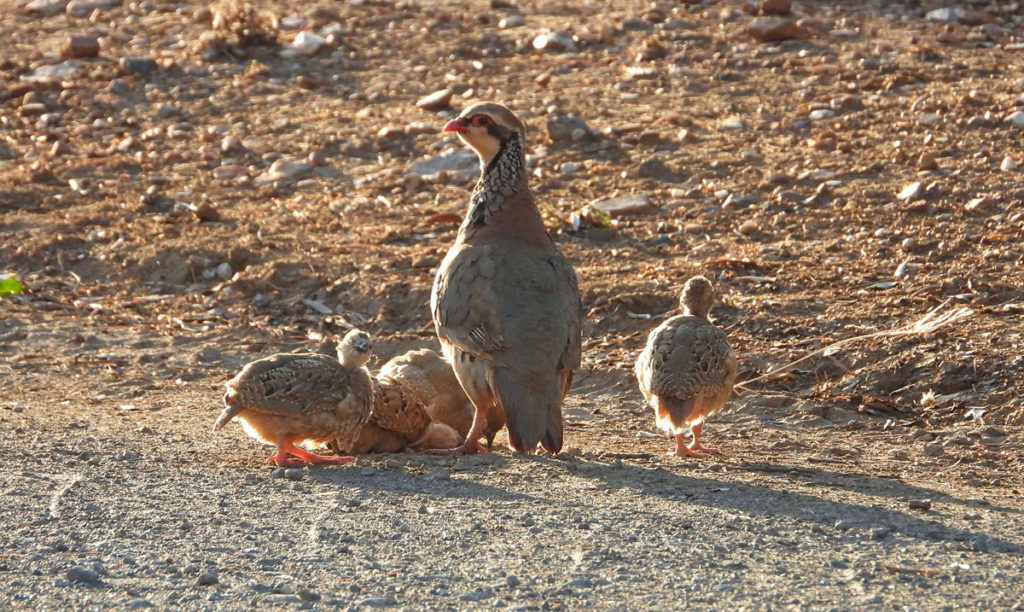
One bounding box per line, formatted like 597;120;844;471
735;460;1023;515
303;453;556;505
539;453;1023;554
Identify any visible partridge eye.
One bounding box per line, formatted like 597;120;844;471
471;115;491;127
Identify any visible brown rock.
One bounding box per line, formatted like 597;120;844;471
917;152;938;171
66;0;119;18
49;140;71;156
61;34;100;59
760;0;791;16
795;17;830;34
964;195;996;214
415;89;453;112
590;194;655;218
746;16;805;43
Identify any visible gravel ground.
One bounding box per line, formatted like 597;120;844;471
2;0;1024;608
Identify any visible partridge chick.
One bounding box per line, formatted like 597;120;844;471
341;376;463;454
635;277;737;458
377;348;484;442
432;102;582;454
214;329;374;467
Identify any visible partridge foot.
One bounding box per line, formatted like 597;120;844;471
425;438;487;455
269;440;355;467
667;446;714;458
689;443;722;456
666;434;714;459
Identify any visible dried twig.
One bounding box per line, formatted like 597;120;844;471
735;301;974;393
882;562;941;578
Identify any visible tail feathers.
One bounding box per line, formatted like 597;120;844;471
212;399;244;432
655;395;697;435
489;367;563;454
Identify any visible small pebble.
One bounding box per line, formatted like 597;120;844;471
66;566;100;584
287;32;326;56
297;589;321;602
917;152;938;171
283;468;304;481
62;34;100;59
908;499;932;511
1001;156;1018;171
197;346;222;363
416;89;453;112
196;572;218;586
532;31;577;53
1005;111;1024;126
215;262;233;280
897;181;923;201
761;0;791;16
721;116;746;130
499;14;525;28
894;261;917;279
121;57;157;76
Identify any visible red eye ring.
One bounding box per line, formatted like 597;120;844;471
471;115;491;127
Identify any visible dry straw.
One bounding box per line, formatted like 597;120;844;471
735;300;974;393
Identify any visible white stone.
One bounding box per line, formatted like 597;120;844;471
499;14;524;28
721;116;746;130
215;263;233;280
1004;111;1024;126
288;32;326;56
897;182;923;201
407;149;479;179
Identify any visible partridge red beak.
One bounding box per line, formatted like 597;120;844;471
443;117;469;133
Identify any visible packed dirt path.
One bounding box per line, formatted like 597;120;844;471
2;0;1023;608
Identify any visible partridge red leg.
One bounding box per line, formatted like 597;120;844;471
688;422;721;456
268;438;355;467
667;433;713;458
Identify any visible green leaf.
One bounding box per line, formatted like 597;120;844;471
0;273;23;295
584;205;612;228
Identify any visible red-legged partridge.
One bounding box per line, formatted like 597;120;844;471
341;375;463;454
431;102;583;454
635;276;737;458
214;329;374;467
377;348;483;443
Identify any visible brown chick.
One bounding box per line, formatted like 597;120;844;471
214;329;374;467
377;348;492;444
431;102;583;455
635;276;737;458
335;372;463;455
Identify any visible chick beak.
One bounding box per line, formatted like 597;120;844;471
443;117;469;133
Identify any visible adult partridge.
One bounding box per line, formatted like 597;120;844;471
635;276;737;458
214;329;374;467
432;102;582;454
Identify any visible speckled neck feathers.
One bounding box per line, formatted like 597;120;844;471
460;132;530;235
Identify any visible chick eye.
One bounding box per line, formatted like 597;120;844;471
471;115;491;127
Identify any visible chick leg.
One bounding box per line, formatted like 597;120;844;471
688;422;721;456
667;433;713;458
268;439;355;467
425;410;487;455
